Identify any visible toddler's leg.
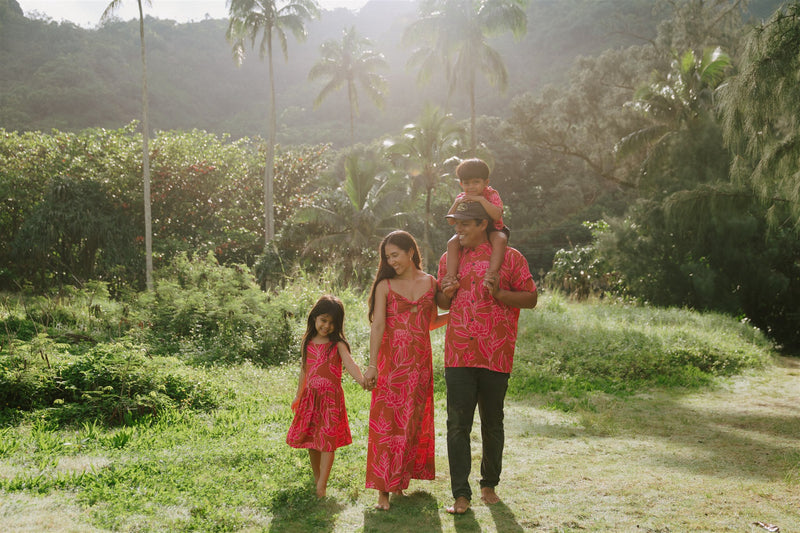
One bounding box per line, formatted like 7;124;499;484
316;451;335;498
484;231;508;289
445;233;461;283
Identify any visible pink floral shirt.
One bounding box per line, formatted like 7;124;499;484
437;242;535;373
455;185;504;231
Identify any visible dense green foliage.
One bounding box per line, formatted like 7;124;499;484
2;0;800;350
0;125;332;290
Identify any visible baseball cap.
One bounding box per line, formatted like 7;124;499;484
445;201;491;221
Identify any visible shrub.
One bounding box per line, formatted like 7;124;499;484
140;252;294;365
545;221;623;299
54;341;221;423
0;335;220;424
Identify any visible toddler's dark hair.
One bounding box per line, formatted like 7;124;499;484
456;158;490;182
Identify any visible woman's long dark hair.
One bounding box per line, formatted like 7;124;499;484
368;230;422;322
301;295;350;366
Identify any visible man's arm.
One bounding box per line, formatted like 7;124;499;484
493;286;537;309
484;272;537;309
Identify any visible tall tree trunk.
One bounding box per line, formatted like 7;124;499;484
424;183;432;270
138;0;153;291
265;35;276;247
348;81;355;144
469;69;476;155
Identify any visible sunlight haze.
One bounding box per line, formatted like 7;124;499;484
16;0;372;28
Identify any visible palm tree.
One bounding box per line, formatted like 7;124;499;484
384;104;466;266
226;0;319;246
309;26;388;144
101;0;154;290
615;47;731;186
296;147;404;282
404;0;528;153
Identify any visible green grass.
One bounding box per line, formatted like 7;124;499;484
1;293;796;532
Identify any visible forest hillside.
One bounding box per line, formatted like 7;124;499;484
1;0;782;144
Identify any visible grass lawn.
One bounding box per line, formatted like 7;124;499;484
1;296;798;532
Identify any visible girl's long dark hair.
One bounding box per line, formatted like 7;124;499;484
301;295;350;366
368;230;422;322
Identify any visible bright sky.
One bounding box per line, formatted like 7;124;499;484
16;0;371;28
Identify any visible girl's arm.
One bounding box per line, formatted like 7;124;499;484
365;280;388;389
291;364;306;412
430;310;449;330
338;341;364;388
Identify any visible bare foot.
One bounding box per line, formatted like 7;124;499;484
316;486;326;498
374;491;390;510
446;496;470;514
480;487;500;505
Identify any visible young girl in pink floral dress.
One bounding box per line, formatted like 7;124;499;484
286;295;365;498
363;231;448;510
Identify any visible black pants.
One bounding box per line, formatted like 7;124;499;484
445;366;509;500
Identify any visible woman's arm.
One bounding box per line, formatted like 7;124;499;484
365;280;388;389
429;277;450;329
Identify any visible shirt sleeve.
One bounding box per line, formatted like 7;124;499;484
505;250;536;293
484;187;503;210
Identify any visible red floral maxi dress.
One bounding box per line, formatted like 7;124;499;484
365;277;436;492
286;341;352;452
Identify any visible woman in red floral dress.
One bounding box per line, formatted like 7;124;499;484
364;231;448;510
287;295;365;498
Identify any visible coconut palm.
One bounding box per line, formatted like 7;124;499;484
615;47;732;186
404;0;528;153
226;0;319;246
101;0;154;290
296;147;404;282
384;104;466;266
309;26;388;143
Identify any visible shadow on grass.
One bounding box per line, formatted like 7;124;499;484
363;490;442;532
520;359;800;483
628;397;800;481
487;500;524;533
268;484;343;533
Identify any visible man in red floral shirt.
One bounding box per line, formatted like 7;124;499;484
436;201;538;515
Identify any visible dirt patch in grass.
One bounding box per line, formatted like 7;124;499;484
0;493;105;533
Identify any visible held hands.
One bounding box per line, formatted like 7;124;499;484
440;275;459;299
363;365;378;391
